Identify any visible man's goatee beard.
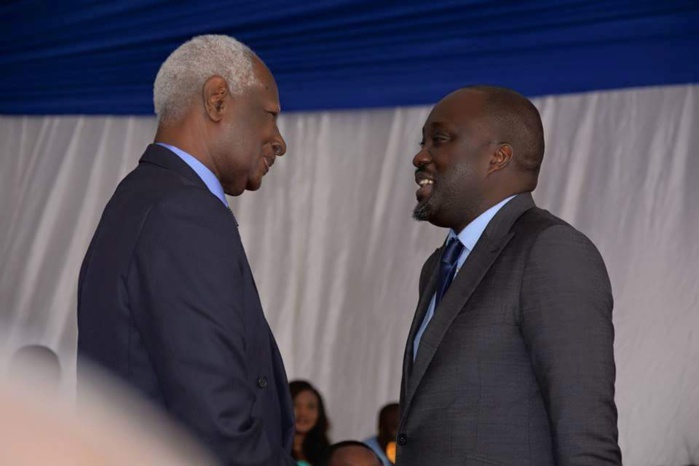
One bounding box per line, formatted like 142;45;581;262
413;201;431;221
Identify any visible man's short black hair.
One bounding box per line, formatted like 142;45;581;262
467;85;545;176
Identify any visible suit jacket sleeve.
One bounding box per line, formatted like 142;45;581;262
129;187;294;466
520;225;621;465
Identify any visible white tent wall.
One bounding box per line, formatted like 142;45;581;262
1;84;697;465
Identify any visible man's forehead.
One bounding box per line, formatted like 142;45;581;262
248;80;281;112
425;90;486;128
262;82;281;112
250;56;280;105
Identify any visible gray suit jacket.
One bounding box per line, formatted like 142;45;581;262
396;193;621;466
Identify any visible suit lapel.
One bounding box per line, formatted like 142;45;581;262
401;249;441;397
401;193;536;418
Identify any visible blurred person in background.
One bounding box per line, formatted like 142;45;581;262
290;380;331;465
8;344;61;391
321;441;382;466
0;354;215;466
363;403;399;465
77;34;294;465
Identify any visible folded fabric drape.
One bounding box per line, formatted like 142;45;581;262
0;84;697;466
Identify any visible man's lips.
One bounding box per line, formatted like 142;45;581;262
415;171;434;185
415;172;434;200
263;156;275;174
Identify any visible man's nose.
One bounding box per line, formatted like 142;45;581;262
273;129;287;156
413;147;430;168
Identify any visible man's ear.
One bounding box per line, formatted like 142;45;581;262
203;75;229;122
487;143;513;175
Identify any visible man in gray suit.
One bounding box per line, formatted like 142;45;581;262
397;86;621;465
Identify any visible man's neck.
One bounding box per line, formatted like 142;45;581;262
154;120;216;177
453;191;523;233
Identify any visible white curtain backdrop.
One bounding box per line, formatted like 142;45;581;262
1;84;697;465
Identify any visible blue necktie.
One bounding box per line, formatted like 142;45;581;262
435;238;465;308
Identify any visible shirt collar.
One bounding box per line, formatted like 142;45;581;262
155;142;228;207
449;195;517;251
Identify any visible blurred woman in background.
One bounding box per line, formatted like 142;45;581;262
289;380;330;465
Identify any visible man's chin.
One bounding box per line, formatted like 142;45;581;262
413;201;432;222
245;177;263;192
223;183;245;197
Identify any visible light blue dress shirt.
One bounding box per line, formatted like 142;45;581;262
412;195;516;361
363;436;391;466
155;143;228;207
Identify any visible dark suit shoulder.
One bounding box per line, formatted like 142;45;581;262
109;167;240;282
135;185;239;257
512;206;572;234
115;159;209;203
104;157;231;230
512;206;601;252
146;184;229;218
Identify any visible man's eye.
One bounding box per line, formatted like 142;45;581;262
419;140;425;148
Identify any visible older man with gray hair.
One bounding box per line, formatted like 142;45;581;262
77;35;295;465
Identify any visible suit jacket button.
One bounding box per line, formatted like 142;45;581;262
257;376;268;388
397;434;408;445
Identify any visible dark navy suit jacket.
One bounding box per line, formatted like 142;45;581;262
78;144;295;465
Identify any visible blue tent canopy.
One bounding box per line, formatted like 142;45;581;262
1;0;697;114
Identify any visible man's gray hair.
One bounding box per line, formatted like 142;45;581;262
153;35;259;124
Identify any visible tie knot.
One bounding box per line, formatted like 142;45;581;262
441;238;464;266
